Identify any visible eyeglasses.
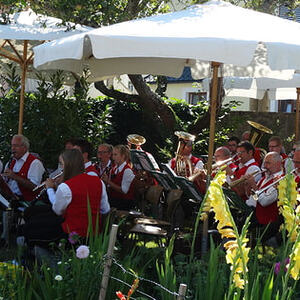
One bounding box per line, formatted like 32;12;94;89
228;143;236;147
269;144;280;148
98;151;109;154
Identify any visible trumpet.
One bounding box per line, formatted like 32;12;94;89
252;168;297;201
32;170;63;192
229;169;264;188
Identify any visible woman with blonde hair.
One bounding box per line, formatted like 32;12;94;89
102;145;135;210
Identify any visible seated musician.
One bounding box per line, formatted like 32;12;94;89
102;145;136;210
289;140;300;158
292;149;300;188
97;143;113;177
169;136;204;176
3;135;45;202
72;139;99;177
245;152;283;243
227;136;240;156
44;149;110;238
213;147;237;182
268;136;291;171
228;141;261;200
127;134;160;171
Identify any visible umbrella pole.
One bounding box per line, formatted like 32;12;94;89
295;88;300;141
201;61;220;256
18;40;28;135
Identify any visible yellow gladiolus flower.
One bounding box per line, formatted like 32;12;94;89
233;273;245;289
290;242;300;280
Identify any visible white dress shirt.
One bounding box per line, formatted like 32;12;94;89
47;178;110;215
98;160;112;177
112;162;135;194
84;161;98;177
246;170;282;208
5;152;45;196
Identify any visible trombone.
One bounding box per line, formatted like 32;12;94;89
229;169;264;188
252;168;297;201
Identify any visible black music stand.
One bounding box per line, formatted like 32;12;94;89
161;163;202;203
0;175;17;210
130;150;156;171
148;170;177;191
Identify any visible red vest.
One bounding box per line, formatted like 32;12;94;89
85;163;100;177
10;153;39;202
234;161;259;179
255;175;281;225
63;173;102;237
170;156;202;177
109;164;134;201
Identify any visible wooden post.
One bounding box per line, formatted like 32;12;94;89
201;61;220;256
295;88;300;141
177;283;187;300
99;224;118;300
18;40;28;134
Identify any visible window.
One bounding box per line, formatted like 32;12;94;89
187;92;207;105
277;100;296;113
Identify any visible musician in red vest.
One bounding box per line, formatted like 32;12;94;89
45;149;110;237
245;152;283;243
293;149;300;189
228;141;261;200
3;135;45;202
268;136;291;171
169;136;204;176
73;139;99;177
213;146;237;181
97;143;113;178
102;145;135;210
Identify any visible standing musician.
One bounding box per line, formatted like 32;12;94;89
102;145;136;210
97;143;113;177
245;152;283;242
169;131;204;177
228;141;261;200
72;139;99;177
3;135;45;202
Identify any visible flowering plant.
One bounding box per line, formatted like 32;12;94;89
76;245;90;259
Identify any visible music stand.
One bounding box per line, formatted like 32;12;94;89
130;150;156;171
0;175;17;210
161;163;202;202
148;170;177;191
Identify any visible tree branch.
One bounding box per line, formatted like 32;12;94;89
94;81;140;103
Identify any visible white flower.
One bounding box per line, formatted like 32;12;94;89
57;261;62;265
55;275;63;281
76;245;90;259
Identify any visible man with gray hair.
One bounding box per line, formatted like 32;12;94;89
97;143;113;178
3;134;45;202
246;152;283;243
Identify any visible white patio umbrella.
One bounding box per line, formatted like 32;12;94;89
0;9;91;134
202;74;300;139
33;0;300;175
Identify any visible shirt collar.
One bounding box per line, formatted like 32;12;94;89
18;151;29;162
239;158;255;168
116;161;126;173
85;161;92;168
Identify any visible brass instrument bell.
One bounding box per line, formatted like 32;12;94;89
174;131;196;142
127;134;146;147
247;120;273;146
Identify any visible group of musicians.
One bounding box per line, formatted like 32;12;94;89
0;128;299;247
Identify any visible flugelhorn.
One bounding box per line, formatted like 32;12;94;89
229;169;264;188
32;170;63;192
252;168;297;201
